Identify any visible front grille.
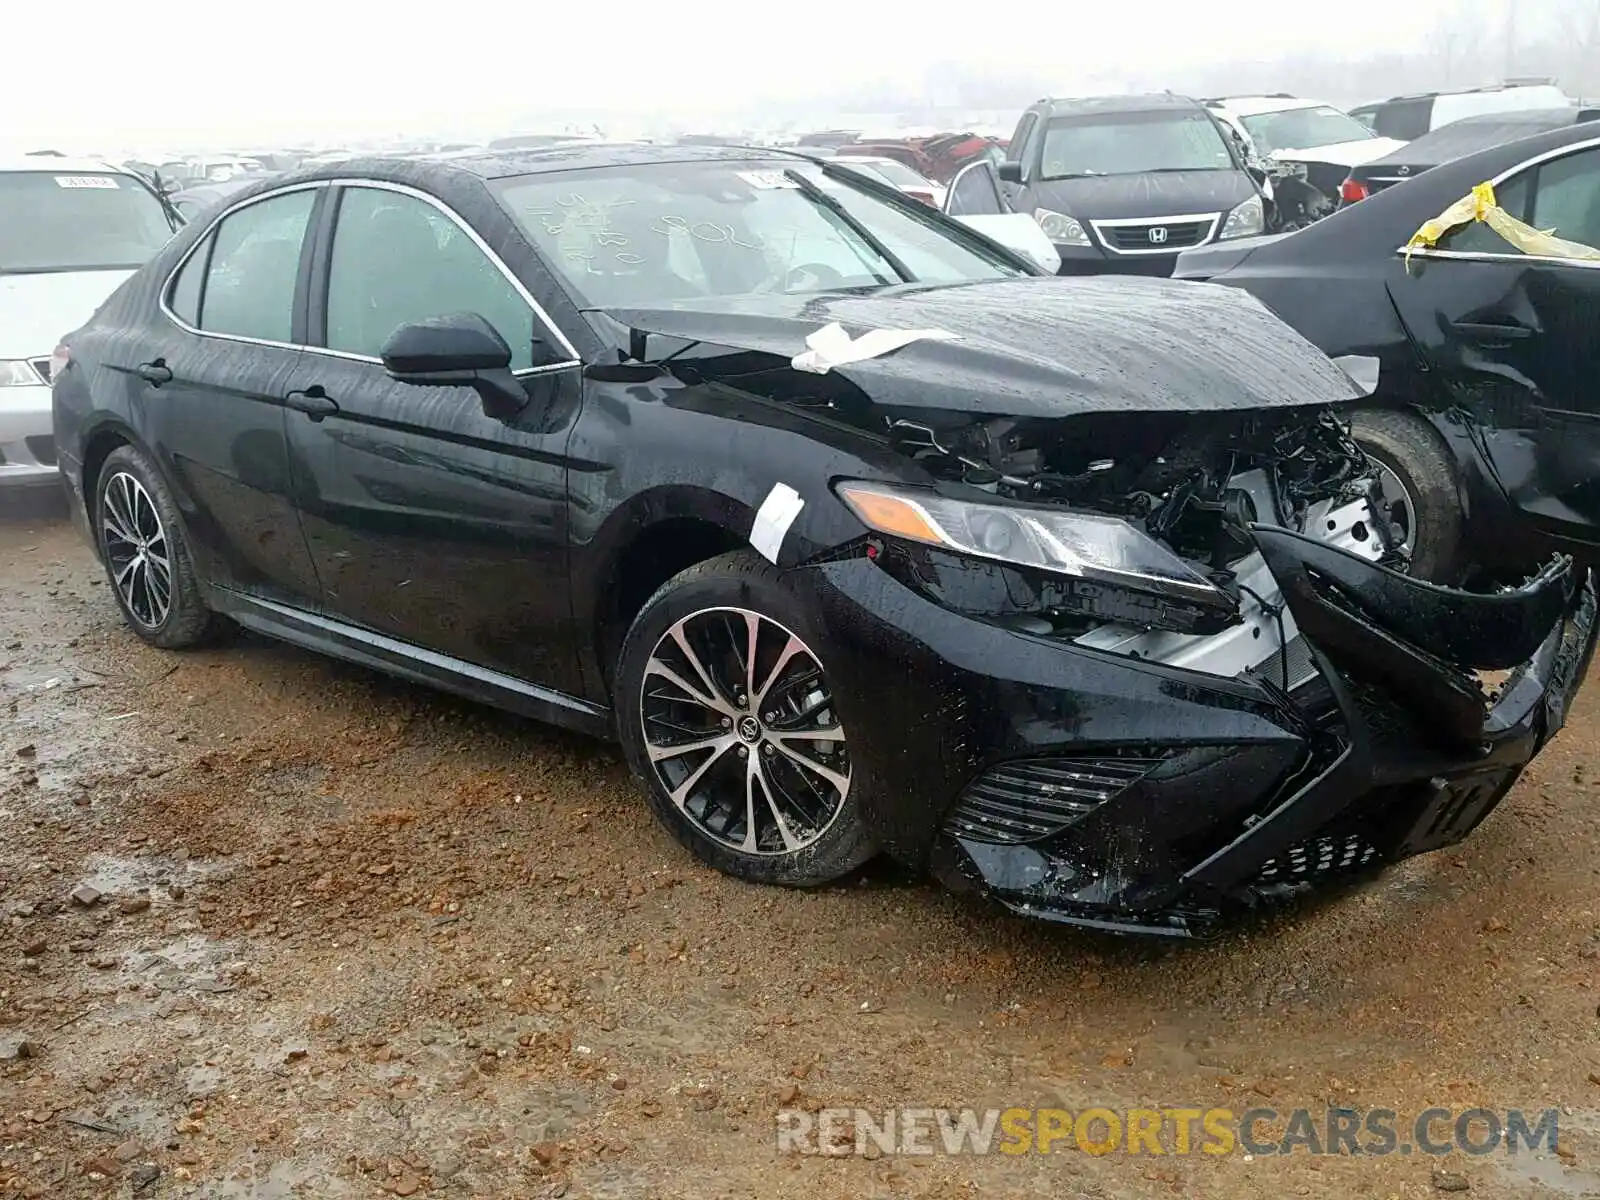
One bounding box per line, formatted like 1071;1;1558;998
29;357;51;385
1095;218;1213;252
1254;833;1379;885
945;754;1168;844
24;436;56;466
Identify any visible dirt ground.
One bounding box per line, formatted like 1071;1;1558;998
3;489;1599;1200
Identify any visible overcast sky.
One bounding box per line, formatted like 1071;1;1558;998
4;0;1492;150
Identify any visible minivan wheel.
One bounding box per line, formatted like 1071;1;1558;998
615;551;877;886
1350;408;1465;584
95;445;217;649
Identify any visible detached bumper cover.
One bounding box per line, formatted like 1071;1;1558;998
794;540;1598;937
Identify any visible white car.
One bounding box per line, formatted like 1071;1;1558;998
1204;95;1407;206
0;157;179;486
829;154;948;209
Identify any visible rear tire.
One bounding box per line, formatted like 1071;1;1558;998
615;550;877;887
1351;408;1465;584
94;444;218;649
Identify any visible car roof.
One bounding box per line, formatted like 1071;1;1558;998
286;142;830;184
1206;96;1323;117
1367;81;1566;105
1365;107;1587;167
1034;93;1205;117
0;154;128;175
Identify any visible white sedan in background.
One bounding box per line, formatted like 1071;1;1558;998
0;157;179;487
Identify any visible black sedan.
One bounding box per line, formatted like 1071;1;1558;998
1338;107;1599;204
1176;121;1600;585
51;145;1596;937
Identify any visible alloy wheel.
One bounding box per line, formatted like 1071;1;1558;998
1372;461;1417;565
638;607;850;856
101;471;173;629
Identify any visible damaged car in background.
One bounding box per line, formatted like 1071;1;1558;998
1176;120;1600;588
51;145;1597;937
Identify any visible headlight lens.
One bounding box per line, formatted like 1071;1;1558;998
1033;208;1090;246
0;360;45;387
836;481;1227;605
1219;194;1265;241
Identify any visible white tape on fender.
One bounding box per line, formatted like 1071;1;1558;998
750;483;805;565
791;321;959;375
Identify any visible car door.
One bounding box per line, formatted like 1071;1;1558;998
281;181;588;697
141;184;324;605
1388;139;1600;538
942;161;1061;274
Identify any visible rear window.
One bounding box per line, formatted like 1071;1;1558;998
0;171;174;273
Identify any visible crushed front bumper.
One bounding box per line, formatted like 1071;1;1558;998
794;538;1598;938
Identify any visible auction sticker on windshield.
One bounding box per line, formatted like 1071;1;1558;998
54;175;121;189
737;171;801;189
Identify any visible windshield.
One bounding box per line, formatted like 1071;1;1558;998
0;171;173;273
492;160;1023;308
1039;111;1235;179
1239;105;1376;154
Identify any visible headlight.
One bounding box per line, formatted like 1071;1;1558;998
835;481;1227;606
1219;195;1265;241
0;360;45;387
1033;208;1089;246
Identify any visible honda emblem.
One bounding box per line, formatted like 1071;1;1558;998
1147;226;1169;244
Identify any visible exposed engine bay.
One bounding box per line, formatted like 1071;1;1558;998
875;406;1404;682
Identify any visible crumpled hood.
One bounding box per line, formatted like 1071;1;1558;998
0;269;135;358
1270;136;1408;169
588;276;1364;419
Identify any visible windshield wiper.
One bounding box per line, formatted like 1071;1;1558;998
782;168;914;285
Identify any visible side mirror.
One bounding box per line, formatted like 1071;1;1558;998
997;160;1024;185
381;312;529;420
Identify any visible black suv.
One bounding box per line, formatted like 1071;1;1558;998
49;145;1596;937
993;94;1269;275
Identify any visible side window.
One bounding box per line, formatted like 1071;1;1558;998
1530;147;1600;252
167;235;209;326
1438;172;1533;254
1010;114;1039;166
325;187;538;369
198;189;315;342
1374;99;1432;141
946;162;1007;216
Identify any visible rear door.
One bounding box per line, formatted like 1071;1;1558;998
140;185;324;605
280;181;588;697
1389;138;1600;539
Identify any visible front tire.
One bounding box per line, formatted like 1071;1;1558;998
94;444;217;649
615;550;877;887
1351;408;1465;584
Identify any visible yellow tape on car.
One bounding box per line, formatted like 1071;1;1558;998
1404;181;1600;268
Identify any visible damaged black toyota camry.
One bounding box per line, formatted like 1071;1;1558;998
51;145;1597;937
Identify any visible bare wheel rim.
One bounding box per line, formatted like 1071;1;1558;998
638;606;850;857
101;471;173;629
1373;460;1417;564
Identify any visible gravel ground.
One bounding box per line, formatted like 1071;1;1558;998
3;489;1599;1200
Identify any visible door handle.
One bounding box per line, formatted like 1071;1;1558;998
135;360;173;386
285;387;339;421
1449;320;1534;343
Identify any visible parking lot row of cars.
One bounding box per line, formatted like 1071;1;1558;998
7;80;1598;936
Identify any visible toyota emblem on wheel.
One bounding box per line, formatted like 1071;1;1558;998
1148;226;1169;244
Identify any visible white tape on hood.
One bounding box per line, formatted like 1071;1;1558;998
1330;354;1380;398
791;321;959;375
750;483;805;565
